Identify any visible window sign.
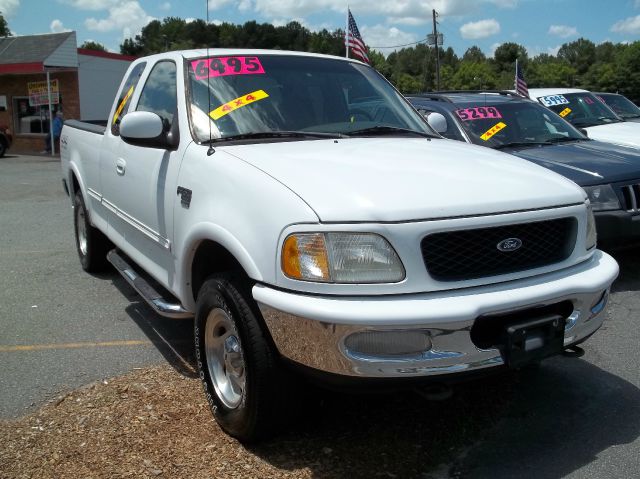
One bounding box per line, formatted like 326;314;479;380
27;79;60;107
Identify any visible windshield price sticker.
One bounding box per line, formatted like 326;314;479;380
210;89;269;120
596;95;606;103
559;107;572;117
583;97;594;105
540;95;569;107
455;107;502;121
480;121;507;141
191;56;265;80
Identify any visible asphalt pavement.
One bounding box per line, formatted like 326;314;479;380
1;153;638;478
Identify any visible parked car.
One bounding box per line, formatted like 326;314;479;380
527;88;640;149
594;92;640;123
61;50;618;442
0;124;12;157
407;91;640;249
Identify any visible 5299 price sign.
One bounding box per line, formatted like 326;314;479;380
191;56;265;80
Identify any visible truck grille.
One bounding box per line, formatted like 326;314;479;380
620;183;640;213
421;217;577;281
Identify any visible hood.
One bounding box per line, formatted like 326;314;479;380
503;140;640;186
584;122;640;149
220;138;585;222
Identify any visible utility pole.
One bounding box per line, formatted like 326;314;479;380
432;9;440;90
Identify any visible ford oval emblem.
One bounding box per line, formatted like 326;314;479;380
497;237;522;252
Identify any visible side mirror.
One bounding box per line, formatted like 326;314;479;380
425;112;448;134
120;111;178;149
579;128;588;137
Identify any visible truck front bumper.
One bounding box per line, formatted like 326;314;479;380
254;250;618;378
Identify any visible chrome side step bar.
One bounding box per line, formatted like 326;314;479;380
107;249;193;319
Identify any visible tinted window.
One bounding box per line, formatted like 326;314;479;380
540;92;622;128
137;61;177;130
111;62;146;136
453;99;584;148
599;93;640;120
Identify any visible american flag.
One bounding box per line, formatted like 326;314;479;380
515;59;528;97
346;9;369;64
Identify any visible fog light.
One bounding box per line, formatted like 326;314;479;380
344;330;432;357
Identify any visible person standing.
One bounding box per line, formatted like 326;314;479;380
43;110;63;154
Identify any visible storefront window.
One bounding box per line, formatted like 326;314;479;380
13;96;63;135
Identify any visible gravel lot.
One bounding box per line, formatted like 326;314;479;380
1;154;639;478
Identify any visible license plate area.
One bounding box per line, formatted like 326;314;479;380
501;314;566;368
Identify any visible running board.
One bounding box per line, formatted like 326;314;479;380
107;249;193;319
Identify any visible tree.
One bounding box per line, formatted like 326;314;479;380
493;42;528;71
80;41;107;52
463;46;485;63
0;12;11;37
450;62;498;90
557;38;596;75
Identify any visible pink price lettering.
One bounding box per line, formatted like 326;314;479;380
191;56;265;80
583;97;594;105
455;107;502;121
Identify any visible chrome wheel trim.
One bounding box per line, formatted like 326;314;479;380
204;307;246;409
76;202;88;256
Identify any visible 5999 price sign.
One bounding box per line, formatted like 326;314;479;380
191;56;265;81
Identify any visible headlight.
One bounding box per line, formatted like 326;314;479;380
282;232;405;283
586;203;597;250
583;185;620;211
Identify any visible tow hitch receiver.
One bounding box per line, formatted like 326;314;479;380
501;314;566;368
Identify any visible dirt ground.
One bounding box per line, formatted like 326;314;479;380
0;364;516;479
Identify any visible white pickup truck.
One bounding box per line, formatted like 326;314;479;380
61;49;618;442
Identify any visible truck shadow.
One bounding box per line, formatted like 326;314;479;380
249;358;640;479
108;273;198;378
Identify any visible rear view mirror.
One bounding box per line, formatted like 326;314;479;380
425;112;448;134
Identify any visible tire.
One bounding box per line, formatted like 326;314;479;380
0;140;6;158
73;190;111;272
195;274;287;442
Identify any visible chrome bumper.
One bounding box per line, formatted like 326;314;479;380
254;250;618;378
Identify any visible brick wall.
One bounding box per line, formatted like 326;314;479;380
0;71;80;154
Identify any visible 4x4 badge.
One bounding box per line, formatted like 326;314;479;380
497;238;522;252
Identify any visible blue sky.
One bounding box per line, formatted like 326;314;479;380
2;0;639;57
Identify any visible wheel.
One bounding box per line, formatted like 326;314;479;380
73;191;110;272
195;274;287;442
0;140;6;158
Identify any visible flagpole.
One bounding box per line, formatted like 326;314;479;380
514;58;518;91
345;5;349;58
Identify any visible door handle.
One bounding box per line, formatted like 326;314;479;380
116;158;126;176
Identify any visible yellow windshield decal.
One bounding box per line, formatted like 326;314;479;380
559;107;572;117
210;90;269;120
113;85;134;125
480;121;507;141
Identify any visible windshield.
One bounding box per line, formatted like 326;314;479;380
186;54;432;142
537;92;622;128
453;99;585;148
597;93;640;119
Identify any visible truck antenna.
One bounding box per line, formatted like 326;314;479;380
206;0;215;156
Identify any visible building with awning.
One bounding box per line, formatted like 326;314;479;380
0;31;134;153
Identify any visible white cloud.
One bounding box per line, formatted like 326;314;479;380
159;1;170;11
611;15;640;35
547;45;561;55
460;18;500;39
0;0;19;16
202;1;519;27
548;25;578;38
50;19;71;33
360;24;417;55
84;0;154;40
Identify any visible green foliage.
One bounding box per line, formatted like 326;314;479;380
0;12;11;37
80;41;107;52
118;18;640;103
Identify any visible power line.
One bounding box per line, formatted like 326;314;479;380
369;38;428;49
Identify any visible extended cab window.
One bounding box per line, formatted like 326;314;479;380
136;61;177;130
111;62;146;136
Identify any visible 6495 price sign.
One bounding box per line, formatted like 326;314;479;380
191;56;265;80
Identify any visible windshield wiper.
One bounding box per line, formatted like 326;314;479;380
543;136;581;144
345;126;436;138
208;131;345;143
493;141;548;150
